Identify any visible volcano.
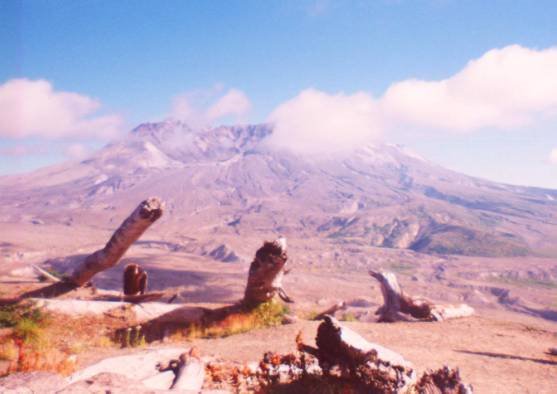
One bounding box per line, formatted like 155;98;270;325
1;120;557;263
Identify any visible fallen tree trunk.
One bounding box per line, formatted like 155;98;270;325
156;348;205;391
242;237;293;308
109;238;294;343
31;264;61;283
313;301;346;321
70;198;163;286
120;292;164;303
197;318;472;392
369;270;474;322
299;315;416;392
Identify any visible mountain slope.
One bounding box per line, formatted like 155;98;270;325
1;120;557;259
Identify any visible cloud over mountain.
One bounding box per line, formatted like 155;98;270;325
265;45;557;154
265;89;382;154
0;79;123;139
549;148;557;165
170;87;251;128
382;45;557;132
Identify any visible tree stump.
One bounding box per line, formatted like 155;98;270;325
123;264;148;296
313;301;347;321
70;198;163;286
369;270;474;322
298;315;416;392
242;237;293;308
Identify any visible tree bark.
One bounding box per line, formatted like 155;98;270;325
123;263;148;296
369;270;474;322
157;348;205;391
298;315;416;392
313;301;346;321
415;366;473;394
120;292;164;303
70;198;163;286
242;237;292;308
31;264;61;283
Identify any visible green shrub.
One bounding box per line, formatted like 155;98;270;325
0;302;47;330
340;311;358;322
14;318;44;345
253;299;289;327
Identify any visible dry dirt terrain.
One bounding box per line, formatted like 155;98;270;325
1;122;556;392
184;313;557;394
1;243;556;393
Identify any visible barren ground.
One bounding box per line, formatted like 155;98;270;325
1;229;556;393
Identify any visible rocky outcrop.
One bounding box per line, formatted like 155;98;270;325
207;244;239;263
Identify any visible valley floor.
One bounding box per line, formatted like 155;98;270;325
1;231;556;393
15;309;552;394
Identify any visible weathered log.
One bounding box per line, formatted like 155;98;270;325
430;304;475;322
30;264;61;283
70;198;163;286
121;292;164;303
123;263;148;296
299;315;416;392
415;366;473;394
156;348;205;391
313;301;347;321
0;282;80;305
369;270;474;322
242;237;293;308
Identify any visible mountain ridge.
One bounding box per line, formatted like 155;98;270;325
1;120;557;259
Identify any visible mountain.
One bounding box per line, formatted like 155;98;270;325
1;120;557;261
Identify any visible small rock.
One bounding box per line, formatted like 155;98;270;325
316;298;329;306
282;314;298;324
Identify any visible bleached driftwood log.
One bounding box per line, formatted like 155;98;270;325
70;198;163;286
313;301;347;321
120;292;164;303
31;264;61;283
298;315;416;392
369;270;474;322
242;237;293;308
123;263;148;296
0;199;164;304
156;348;205;391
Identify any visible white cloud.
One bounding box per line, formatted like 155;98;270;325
265;89;382;154
549;148;557;165
265;45;557;155
0;79;123;139
170;87;251;128
382;45;557;132
206;89;251;121
64;143;90;159
0;145;48;157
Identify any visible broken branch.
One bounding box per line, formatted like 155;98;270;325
243;237;292;308
369;270;474;322
70;197;163;286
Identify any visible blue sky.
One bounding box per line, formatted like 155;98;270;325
1;0;557;187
